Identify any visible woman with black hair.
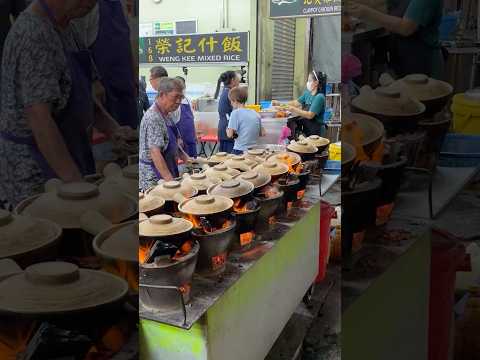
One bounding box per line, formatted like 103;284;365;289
215;70;241;153
272;70;327;138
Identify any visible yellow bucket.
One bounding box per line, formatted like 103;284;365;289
451;93;480;135
329;142;341;160
245;104;261;112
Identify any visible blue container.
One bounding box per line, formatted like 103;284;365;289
260;100;272;109
326;83;333;95
324;160;341;174
324;108;333;122
439;15;458;41
438;134;480;167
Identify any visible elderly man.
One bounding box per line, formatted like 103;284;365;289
0;0;125;209
139;77;190;191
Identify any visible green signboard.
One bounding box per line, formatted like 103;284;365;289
270;0;341;18
139;32;249;65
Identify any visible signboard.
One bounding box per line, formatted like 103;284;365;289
139;23;153;37
270;0;341;18
154;21;175;35
139;32;249;65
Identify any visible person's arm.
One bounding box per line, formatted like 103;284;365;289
346;3;418;37
226;110;238;139
272;99;302;108
26;104;82;182
150;146;173;181
93;99;120;138
260;126;266;137
287;106;317;119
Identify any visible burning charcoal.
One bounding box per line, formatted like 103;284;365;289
21;323;92;360
200;217;213;233
146;241;178;263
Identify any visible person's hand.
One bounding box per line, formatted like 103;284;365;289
286;105;297;114
112;126;138;156
345;2;368;18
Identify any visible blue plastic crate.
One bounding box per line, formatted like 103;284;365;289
324;160;341;174
438;134;480;167
260;100;272;109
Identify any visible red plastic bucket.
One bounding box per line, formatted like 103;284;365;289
315;201;335;283
429;231;469;360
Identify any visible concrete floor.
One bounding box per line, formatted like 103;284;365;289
265;181;341;360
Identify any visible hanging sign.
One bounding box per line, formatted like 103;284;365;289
270;0;341;18
139;31;249;65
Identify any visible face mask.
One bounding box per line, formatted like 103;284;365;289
306;81;314;92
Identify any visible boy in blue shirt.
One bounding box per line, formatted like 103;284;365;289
226;86;266;155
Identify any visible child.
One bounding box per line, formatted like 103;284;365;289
226;86;266;155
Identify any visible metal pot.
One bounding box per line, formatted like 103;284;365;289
192;219;236;276
139;241;199;312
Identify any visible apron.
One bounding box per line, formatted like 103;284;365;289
140;104;180;180
91;0;137;128
387;0;438;77
177;101;197;157
0;0;96;179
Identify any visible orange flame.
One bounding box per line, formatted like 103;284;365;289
344;120;384;163
139;240;154;264
103;260;138;292
233;198;249;213
185;213;202;228
173;241;193;260
0;321;37;358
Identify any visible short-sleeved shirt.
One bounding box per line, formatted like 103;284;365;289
404;0;442;48
227;108;262;152
298;90;326;124
139;104;169;191
0;9;84;208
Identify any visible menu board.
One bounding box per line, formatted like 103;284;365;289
270;0;341;18
139;32;249;65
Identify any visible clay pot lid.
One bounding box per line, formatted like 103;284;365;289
208;152;231;163
267;151;302;166
207;179;254;199
342;142;357;165
182;173;219;191
225;156;257;171
246;149;266;157
255;161;289;176
139;213;148;221
139;214;193;237
139;194;165;213
94;222;138;263
342;113;385;147
17;180;137;229
0;262;128;315
351;85;425;116
234;171;271;189
205;164;241;181
0;210;62;259
178;194;233;216
395;74;453;101
304;135;330;148
148;180;197;201
287;140;318;154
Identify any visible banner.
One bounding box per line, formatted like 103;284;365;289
270;0;341;18
139;32;249;65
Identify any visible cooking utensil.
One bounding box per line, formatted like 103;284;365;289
139;214;193;249
233;171;271;191
204;164;241;182
0;262;128;317
0;210;62;268
139;193;165;217
182;173;220;194
99;163;138;198
207;179;255;200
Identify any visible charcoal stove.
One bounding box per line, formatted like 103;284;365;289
254;185;284;232
189;213;237;276
139;240;199;313
139;173;338;360
276;175;301;213
342;178;382;257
